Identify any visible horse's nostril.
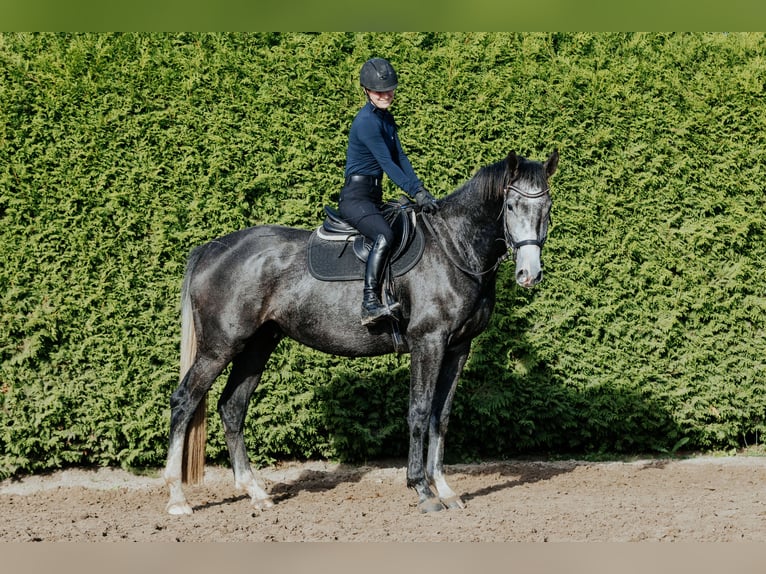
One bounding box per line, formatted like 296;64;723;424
516;268;542;287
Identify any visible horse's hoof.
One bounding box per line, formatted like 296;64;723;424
252;497;275;510
441;495;465;510
166;502;194;516
418;498;446;513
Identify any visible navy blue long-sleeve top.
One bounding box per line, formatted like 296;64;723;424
344;102;423;197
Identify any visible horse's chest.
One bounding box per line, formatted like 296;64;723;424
453;295;494;340
473;296;494;327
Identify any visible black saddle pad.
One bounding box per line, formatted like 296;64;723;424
307;224;426;281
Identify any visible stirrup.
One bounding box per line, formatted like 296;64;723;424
360;299;400;326
361;306;392;326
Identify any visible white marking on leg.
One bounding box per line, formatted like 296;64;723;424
431;469;456;500
429;435;465;509
234;469;274;510
164;442;193;515
431;470;465;509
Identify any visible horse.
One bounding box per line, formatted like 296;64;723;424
163;149;558;515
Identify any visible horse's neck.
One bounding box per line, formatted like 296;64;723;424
432;193;506;273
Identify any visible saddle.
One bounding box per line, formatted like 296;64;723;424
307;197;425;282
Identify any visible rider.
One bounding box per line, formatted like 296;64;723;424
338;57;439;326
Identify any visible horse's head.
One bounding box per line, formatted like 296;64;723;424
503;149;558;288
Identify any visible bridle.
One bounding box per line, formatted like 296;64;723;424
502;182;552;253
422;180;551;279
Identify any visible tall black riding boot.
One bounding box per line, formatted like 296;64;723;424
361;235;400;326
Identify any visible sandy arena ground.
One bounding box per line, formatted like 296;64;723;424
2;456;766;542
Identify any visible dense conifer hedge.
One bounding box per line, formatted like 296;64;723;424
1;33;765;478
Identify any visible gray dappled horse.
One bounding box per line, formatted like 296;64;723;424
164;149;558;514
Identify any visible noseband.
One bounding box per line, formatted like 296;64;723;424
502;183;551;254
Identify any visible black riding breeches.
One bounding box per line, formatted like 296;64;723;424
338;178;395;245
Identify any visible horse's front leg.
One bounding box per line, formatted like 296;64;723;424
426;342;471;510
407;337;447;513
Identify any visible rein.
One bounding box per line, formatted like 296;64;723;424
421;212;509;279
422;182;550;279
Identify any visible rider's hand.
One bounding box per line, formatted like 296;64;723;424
414;188;439;214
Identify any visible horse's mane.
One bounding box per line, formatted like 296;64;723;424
449;154;548;204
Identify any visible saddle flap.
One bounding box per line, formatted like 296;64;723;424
353;236;372;262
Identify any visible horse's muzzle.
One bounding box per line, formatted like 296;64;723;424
514;245;543;288
516;266;543;288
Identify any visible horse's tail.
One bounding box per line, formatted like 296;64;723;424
180;246;206;485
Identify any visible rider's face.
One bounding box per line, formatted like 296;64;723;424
366;89;395;109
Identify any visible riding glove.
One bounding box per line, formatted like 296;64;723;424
414;188;439;213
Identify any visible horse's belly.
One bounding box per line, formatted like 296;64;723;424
286;326;397;358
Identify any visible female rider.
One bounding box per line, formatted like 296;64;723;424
338;57;439;326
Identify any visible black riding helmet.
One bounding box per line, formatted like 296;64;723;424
360;58;398;92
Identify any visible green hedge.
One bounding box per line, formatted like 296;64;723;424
1;33;765;478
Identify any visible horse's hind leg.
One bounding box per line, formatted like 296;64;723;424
426;342;470;510
218;328;280;509
164;354;229;515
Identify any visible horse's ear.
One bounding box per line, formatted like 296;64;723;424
506;150;519;174
545;149;559;177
